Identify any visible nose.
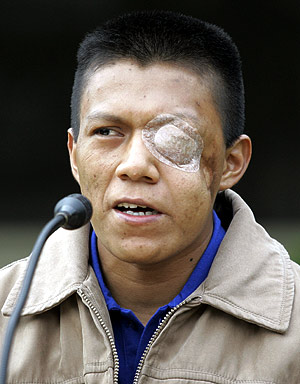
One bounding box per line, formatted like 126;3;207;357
115;131;160;183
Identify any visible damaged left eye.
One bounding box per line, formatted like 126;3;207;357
142;114;204;172
154;125;199;165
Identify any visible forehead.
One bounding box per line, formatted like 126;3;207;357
80;61;223;140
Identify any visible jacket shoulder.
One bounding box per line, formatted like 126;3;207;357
0;258;28;311
291;259;300;273
291;260;300;290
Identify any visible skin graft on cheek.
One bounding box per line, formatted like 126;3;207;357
142;114;204;172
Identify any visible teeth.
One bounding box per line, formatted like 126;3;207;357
117;202;147;209
116;202;159;216
123;210;159;216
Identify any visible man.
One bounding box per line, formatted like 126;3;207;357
1;10;300;384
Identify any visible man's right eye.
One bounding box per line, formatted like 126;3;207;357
94;128;121;136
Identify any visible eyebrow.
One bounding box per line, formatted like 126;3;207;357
86;112;128;126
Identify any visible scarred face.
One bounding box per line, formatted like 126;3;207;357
68;61;228;266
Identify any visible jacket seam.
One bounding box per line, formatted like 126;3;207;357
79;284;103;315
277;246;293;325
7;265;91;314
0;257;28;272
7;283;81;314
142;366;279;384
6;374;84;384
82;268;92;286
202;293;280;325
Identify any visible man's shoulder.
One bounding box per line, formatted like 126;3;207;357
0;256;28;272
291;260;300;289
0;258;28;297
0;223;91;296
0;258;28;327
291;259;300;271
0;224;91;321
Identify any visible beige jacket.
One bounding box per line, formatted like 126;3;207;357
1;190;300;384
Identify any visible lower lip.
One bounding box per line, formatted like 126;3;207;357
113;209;162;224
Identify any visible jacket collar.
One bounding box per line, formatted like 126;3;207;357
198;190;294;333
2;190;294;333
2;224;91;317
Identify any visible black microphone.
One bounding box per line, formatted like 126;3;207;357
54;193;93;229
0;194;92;384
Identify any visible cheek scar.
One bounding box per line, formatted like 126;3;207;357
142;114;204;172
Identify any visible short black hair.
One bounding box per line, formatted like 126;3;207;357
71;10;244;147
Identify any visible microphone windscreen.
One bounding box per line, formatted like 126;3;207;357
54;194;93;229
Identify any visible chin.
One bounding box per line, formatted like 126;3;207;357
113;245;166;267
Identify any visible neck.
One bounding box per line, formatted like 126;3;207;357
97;230;212;326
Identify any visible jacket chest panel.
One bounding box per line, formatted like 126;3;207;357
138;306;295;384
7;299;295;384
5;295;114;384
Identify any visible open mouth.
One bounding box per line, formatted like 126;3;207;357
115;202;160;216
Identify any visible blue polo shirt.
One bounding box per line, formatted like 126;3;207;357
90;210;225;384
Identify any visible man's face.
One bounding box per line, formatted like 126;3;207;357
68;61;227;266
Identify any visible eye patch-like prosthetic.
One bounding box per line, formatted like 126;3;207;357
142;114;204;172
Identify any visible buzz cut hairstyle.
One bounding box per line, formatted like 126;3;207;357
71;10;245;148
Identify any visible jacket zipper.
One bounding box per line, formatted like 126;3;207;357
133;297;193;384
78;289;120;384
79;288;195;384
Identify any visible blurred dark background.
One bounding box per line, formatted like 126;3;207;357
0;0;299;264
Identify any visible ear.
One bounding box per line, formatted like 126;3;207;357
219;134;252;191
67;128;80;184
